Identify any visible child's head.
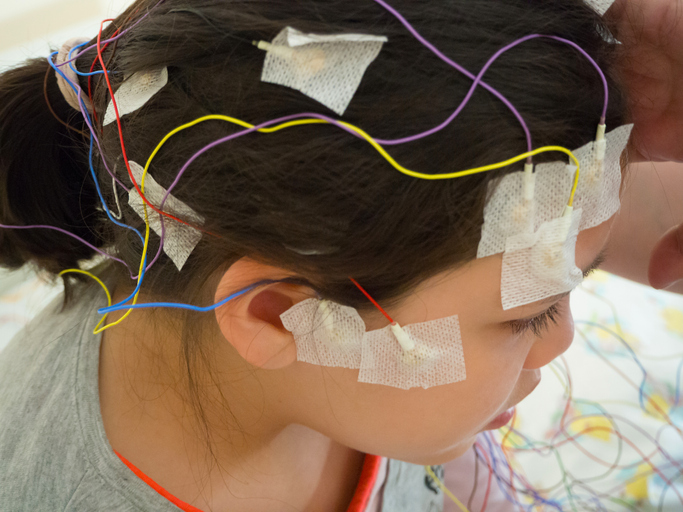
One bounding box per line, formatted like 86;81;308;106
0;0;626;463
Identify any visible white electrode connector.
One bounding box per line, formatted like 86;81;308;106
390;322;415;352
318;300;337;334
560;205;574;240
523;162;535;202
255;40;296;60
595;122;607;161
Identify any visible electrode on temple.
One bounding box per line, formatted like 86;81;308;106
390;322;415;352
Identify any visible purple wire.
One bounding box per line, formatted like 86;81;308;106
157;112;377;209
77;88;129;191
0;223;134;278
55;0;611;275
547;35;609;120
58;0;168;66
375;34;609;146
145;214;166;272
370;0;532;153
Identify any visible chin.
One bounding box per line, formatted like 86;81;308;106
399;437;476;466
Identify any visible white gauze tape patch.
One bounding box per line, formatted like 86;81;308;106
261;27;387;116
103;68;168;126
127;161;204;271
358;314;465;390
280;298;466;390
585;0;617;15
478;124;633;259
501;208;583;310
280;299;364;368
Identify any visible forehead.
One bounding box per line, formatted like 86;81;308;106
390;214;615;325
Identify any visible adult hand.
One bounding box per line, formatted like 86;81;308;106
606;0;683;163
605;0;683;288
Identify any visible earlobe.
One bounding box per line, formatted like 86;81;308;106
213;260;313;370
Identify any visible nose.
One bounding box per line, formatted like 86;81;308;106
522;297;574;370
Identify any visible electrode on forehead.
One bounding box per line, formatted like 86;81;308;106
478;124;631;310
258;27;387;116
478;124;633;260
103;67;168;126
501;208;583;310
280;298;466;390
127;161;204;271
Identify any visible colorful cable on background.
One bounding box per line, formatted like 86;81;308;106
464;282;683;512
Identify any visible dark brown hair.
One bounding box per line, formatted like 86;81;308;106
0;0;626;304
0;0;626;484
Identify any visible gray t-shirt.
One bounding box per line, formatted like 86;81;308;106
0;282;506;512
0;285;184;511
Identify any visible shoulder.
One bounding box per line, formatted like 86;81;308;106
0;292;93;509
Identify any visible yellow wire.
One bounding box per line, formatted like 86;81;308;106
58;269;112;333
83;113;584;334
143;114;582;208
92;183;151;334
424;465;471;512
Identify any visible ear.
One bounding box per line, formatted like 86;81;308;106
649;223;683;289
213;259;315;370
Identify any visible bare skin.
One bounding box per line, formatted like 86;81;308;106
99;212;612;512
93;3;683;510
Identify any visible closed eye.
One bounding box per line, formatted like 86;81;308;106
509;302;561;337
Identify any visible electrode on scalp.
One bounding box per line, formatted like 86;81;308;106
256;27;387;115
103;68;169;126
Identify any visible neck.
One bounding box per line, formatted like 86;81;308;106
98;288;365;512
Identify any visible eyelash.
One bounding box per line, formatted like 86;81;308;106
509;303;561;337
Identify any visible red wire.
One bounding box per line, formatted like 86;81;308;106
95;19;214;235
500;412;522;509
476;441;493;512
88;28;121;126
348;277;394;324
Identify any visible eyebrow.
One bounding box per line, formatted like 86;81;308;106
535;248;607;306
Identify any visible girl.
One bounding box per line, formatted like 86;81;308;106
0;0;655;510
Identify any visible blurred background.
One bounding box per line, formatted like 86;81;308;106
0;0;134;346
0;0;131;72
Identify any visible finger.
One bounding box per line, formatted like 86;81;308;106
648;223;683;288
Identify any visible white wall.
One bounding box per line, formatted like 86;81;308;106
0;0;135;349
0;0;134;71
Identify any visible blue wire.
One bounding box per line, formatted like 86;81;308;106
48;52;143;243
49;30;259;317
482;433;561;511
67;41;108;77
98;283;257;314
481;434;533;511
674;356;683;407
48;51;149;311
